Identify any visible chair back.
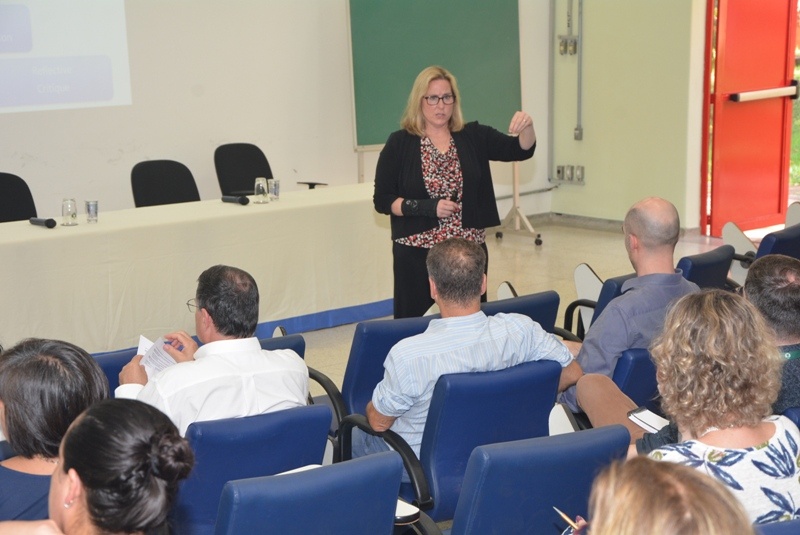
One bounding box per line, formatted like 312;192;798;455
214;143;273;196
131;160;201;207
758;519;800;535
259;333;305;358
611;348;660;413
0;172;37;222
92;347;137;392
449;426;630;535
480;290;560;332
782;407;800;429
676;245;735;289
591;273;637;325
214;452;402;535
171;404;331;535
406;359;562;522
341;315;435;417
757;223;800;260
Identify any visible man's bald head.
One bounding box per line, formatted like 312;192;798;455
623;197;680;251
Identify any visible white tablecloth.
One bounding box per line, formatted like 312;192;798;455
0;183;393;353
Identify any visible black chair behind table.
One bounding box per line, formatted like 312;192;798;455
171;404;332;535
214;143;273;196
443;425;630;535
676;244;735;289
0;172;37;222
340;359;563;523
131;160;201;208
214;452;404;535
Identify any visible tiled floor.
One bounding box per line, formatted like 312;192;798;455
299;223;725;393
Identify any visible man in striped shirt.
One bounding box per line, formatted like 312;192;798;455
355;238;582;461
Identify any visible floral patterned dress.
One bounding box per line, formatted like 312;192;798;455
396;136;485;248
650;415;800;524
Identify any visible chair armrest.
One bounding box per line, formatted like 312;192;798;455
307;367;348;428
563;298;597;337
339;414;434;511
551;326;582;342
731;251;756;269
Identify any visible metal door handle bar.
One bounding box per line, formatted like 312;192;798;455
730;80;798;102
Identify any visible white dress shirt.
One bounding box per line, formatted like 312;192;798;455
115;337;308;435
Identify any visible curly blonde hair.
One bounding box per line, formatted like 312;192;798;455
400;65;465;136
589;457;755;535
650;289;781;437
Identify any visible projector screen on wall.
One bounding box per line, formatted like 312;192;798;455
0;0;131;114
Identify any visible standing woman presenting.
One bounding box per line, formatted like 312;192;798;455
374;65;537;318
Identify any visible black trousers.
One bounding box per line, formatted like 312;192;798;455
392;241;488;318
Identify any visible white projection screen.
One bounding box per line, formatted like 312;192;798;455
0;0;131;114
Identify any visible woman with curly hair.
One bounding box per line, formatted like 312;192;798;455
649;289;800;524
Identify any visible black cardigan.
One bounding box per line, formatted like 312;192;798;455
373;121;536;240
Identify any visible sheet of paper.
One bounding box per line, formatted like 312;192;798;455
139;336;176;378
628;408;670;433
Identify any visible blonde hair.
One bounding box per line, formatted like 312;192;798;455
400;65;465;136
589;457;755;535
650;289;781;437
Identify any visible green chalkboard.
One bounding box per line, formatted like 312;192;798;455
349;0;521;147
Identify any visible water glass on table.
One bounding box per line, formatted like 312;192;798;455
254;177;270;204
268;178;280;200
62;198;78;226
85;200;98;223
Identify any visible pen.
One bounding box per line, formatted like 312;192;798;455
553;506;579;531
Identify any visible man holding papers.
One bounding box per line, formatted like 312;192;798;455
115;265;308;435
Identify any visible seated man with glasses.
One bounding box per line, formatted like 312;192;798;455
116;265;308;435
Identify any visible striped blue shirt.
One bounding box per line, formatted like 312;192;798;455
372;311;573;457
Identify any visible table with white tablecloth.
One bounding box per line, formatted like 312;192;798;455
0;183;393;353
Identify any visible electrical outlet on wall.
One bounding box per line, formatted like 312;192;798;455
576;165;585;183
556;165;564;182
565;165;574;181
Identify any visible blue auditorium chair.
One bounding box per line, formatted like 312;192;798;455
444;425;629;534
676;244;735;289
562;271;637;340
339;359;563;523
171;404;332;535
611;348;660;414
758;518;800;534
214;452;403;535
92;347;137;392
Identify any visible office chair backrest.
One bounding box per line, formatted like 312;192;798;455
449;426;630;535
171;404;331;535
405;359;562;522
676;244;735;289
612;348;660;414
259;333;305;358
92;347;137;392
214;452;403;535
757;519;800;535
757;223;800;260
591;272;637;325
0;172;37;222
480;290;560;332
131;160;201;207
214;143;273;196
342;315;435;417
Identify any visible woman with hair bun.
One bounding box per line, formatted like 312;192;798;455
0;398;194;534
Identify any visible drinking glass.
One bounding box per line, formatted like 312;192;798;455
62;198;78;226
254;177;269;204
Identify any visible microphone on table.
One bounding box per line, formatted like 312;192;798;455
29;217;57;229
221;195;250;205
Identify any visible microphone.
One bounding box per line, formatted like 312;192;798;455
29;217;57;229
221;195;250;205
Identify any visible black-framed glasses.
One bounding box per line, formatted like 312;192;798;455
423;94;455;106
186;298;198;313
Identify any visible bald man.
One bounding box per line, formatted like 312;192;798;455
560;197;699;412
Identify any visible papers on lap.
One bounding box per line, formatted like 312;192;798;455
628;407;670;433
138;335;177;378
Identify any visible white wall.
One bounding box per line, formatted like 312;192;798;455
1;1;703;227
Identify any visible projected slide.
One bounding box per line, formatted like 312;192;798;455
0;0;131;113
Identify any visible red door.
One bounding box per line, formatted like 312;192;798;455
702;0;797;237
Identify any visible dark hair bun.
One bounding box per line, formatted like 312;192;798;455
149;431;194;484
